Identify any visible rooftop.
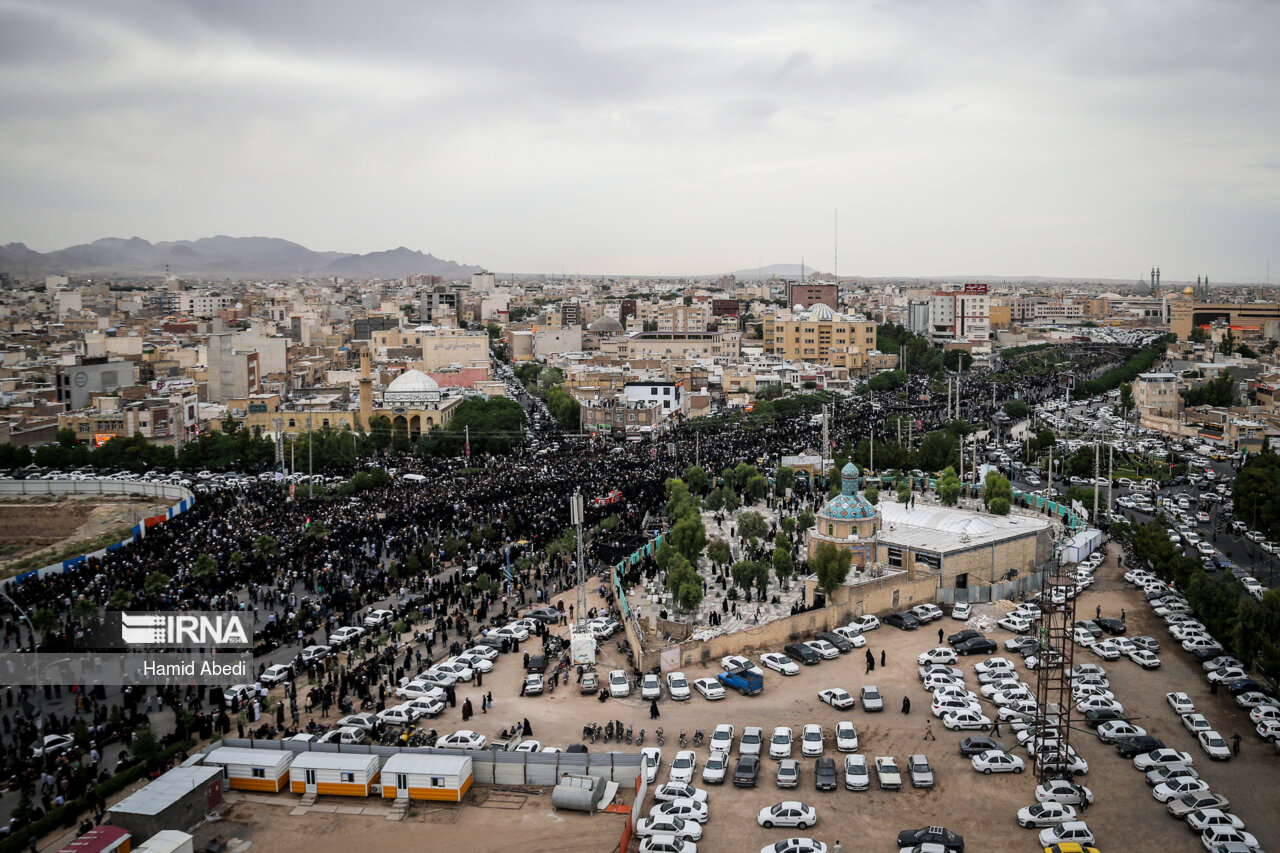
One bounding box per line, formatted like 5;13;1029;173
877;501;1050;553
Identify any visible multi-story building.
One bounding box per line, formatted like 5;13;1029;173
906;300;930;335
205;333;261;403
580;396;665;438
929;284;990;343
623;380;687;417
419;288;459;326
56;358;136;410
711;299;740;318
1134;372;1181;419
656;303;708;334
617;331;741;361
763;303;877;364
422;328;489;371
787;282;837;310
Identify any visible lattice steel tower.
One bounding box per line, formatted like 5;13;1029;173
1033;551;1078;783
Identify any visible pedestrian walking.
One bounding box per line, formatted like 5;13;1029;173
923;721;935;741
1120;608;1126;624
650;700;660;720
938;628;944;644
880;649;886;667
834;842;842;853
991;720;1002;738
1095;605;1101;619
1231;733;1242;756
901;696;911;714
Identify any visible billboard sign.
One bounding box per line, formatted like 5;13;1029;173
963;283;988;294
94;433;116;447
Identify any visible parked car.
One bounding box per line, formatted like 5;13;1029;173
834;721;859;752
818;688;855;710
859;685;884;712
907;753;934;788
875;756;902;789
701;751;729;785
813;757;837;791
896;826;964;853
784;642;822;665
843;754;869;791
733;755;761;787
776;758;800;789
972;750;1024;774
885;612;921;630
757;801;817;829
666;671;691;701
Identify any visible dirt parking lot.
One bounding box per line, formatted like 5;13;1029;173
211;544;1280;853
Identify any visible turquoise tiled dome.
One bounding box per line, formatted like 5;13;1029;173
821;462;877;519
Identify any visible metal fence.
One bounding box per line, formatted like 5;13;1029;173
208;738;644;788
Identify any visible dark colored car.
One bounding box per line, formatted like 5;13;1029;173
813;757;837;790
947;629;982;646
954;637;998;656
733;754;760;787
1093;617;1126;635
522;606;562;624
958;736;1007;757
817;631;854;653
1007;637;1041;657
1115;736;1166;758
566;743;589;754
1226;679;1272;697
885;612;920;631
1083;708;1129;728
525;654;547;673
784;643;822;665
474;635;506;652
897;825;964;853
1192;646;1227;663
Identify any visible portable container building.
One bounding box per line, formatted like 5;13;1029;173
58;826;131;852
380;753;472;802
133;831;195;853
288;751;381;797
201;747;293;793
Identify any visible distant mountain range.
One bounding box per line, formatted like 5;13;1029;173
0;235;483;280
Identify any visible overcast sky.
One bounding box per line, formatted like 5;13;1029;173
2;0;1277;280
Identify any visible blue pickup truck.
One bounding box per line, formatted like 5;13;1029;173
717;663;764;696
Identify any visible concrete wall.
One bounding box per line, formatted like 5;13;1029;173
655;573;939;671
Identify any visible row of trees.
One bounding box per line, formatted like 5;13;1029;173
1234;451;1280;539
1129;517;1280;675
513;362;580;429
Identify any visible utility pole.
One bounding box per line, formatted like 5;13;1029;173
465;424;471;463
307;398;313;499
570;490;586;629
821;404;830;479
870;430;875;474
696;433;700;470
1092;439;1100;525
1107;444;1114;519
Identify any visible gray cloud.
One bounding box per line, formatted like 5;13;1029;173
0;0;1276;279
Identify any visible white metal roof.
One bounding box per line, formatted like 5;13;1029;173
878;502;1050;553
381;753;472;777
289;751;381;772
203;747;294;768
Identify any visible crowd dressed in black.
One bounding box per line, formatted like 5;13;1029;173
0;359;1071;837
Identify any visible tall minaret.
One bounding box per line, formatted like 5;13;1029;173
359;348;374;428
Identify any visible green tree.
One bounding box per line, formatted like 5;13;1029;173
71;598;97;627
143;571;172;597
865;486;880;505
811;541;852;600
682;465;709;494
664;478;701;523
730;560;760;594
668;514;709;564
31;608;59;639
1189;326;1210;344
938;467;961;506
780;516;797;537
106;588;134;610
132;725;163;766
989;496;1011;516
772;547;794;588
707;539;732;570
1003;399;1030;420
1219;329;1236;355
737;510;768;542
1118;382;1135;420
797;509;815;532
192;553;218;586
897;482;911;503
253;534;279;559
744;473;769;503
984;470;1012;509
774;466;796;496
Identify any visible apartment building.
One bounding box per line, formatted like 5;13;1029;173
763;303;877;363
929;284;990;343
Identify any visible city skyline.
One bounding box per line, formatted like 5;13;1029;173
2;1;1277;280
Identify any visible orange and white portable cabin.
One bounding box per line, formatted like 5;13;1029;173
380;753;473;802
202;746;294;793
289;751;381;797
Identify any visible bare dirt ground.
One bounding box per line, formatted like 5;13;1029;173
137;546;1280;853
0;495;166;573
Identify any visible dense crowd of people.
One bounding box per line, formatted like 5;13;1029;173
0;357;1075;840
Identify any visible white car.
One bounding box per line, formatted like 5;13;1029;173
721;655;765;678
859;685;884;712
761;653;801;675
1134;749;1195;771
843;754;870;790
951;602;972;620
431;659;474;683
1181;713;1212;735
1249;704;1280;725
834;721;859;752
376;704;419;727
701;751;730;785
874;756;902;789
327;626;364;647
975;657;1017;674
464;645;499;662
1090;641;1121;661
710;724;734;753
1096;721;1146;743
1184;809;1245;833
932;695;981;717
405;696;445;718
944;710;992;731
1236;691;1274;709
1077;695;1123;714
642;748;663;784
848;615;880;632
363;609;394;628
32;734;75;758
757;801;818;830
1128;649;1162;669
437;730;487;750
1153;776;1210;802
1167;692;1196;713
609;669;631;698
770;726;794;759
804;640;840;660
397;680;446;702
997;615;1031;633
1035;779;1094;805
641;673;663;701
818;688;855;710
666;671;692;701
650;798;708;825
1197;730;1232;760
693;678;725;701
800;724;824;757
972;750;1024;774
1038;822;1094;849
670;750;698;784
917;647;958;666
1199;826;1261;852
740;727;764;756
832;626;868;647
1206;666;1248;685
260;664;292;685
633;816;702;842
1017;801;1078;828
